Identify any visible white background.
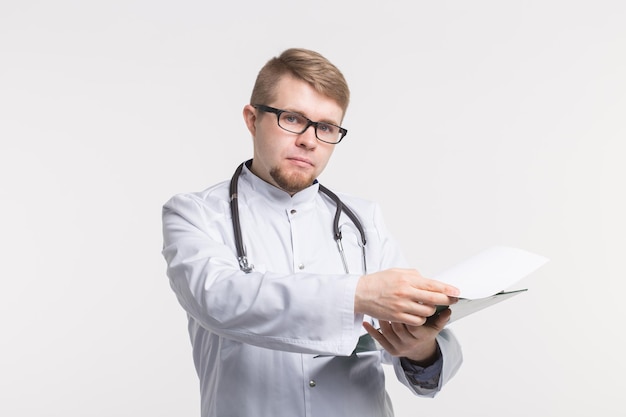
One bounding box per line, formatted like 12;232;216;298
1;1;625;416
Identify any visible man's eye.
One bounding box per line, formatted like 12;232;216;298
283;113;305;125
317;123;336;134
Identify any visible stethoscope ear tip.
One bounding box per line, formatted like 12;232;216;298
238;256;254;273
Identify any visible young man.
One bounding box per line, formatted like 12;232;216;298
162;48;462;417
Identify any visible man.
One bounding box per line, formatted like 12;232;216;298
162;48;462;417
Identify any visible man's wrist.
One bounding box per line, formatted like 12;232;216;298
400;344;443;389
404;341;439;366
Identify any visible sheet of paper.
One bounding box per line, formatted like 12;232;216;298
433;246;549;299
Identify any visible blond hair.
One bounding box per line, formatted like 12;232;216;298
250;48;350;113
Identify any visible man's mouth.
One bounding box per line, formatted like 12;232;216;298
287;157;314;167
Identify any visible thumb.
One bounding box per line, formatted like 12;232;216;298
426;307;452;331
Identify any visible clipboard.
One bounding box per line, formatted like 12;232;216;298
352;288;528;355
436;288;528;323
337;246;548;356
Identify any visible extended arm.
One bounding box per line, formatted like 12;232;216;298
162;193;363;356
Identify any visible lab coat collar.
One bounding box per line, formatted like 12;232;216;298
240;160;320;208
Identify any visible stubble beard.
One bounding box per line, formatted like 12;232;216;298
270;166;315;194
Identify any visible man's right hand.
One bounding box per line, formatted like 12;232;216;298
354;268;459;326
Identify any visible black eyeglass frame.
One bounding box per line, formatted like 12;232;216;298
253;104;348;144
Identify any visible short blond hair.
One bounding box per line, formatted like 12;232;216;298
250;48;350;113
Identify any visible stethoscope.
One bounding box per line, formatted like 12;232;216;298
229;160;367;275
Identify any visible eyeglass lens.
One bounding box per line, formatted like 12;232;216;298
278;112;342;143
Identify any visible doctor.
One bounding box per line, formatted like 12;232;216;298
161;47;463;417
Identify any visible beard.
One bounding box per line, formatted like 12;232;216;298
270;166;315;194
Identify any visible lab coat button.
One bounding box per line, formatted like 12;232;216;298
298;264;305;270
309;380;316;387
290;209;297;214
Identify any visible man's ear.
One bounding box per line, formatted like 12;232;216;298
242;104;257;136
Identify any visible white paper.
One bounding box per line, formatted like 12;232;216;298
433;246;549;299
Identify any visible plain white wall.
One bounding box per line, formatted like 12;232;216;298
1;1;624;416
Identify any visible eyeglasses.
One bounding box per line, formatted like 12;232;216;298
253;104;348;144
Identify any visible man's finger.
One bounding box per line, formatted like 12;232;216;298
425;307;452;331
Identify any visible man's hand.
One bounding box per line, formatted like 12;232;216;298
354;268;459;326
363;308;452;363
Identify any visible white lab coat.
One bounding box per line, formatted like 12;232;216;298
162;164;462;417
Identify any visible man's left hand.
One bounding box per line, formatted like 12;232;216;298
363;308;452;364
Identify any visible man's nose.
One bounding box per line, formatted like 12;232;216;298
295;124;318;149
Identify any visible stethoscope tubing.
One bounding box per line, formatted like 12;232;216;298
229;160;367;274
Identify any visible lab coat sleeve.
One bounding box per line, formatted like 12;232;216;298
162;192;363;356
389;330;463;397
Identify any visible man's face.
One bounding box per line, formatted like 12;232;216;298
243;75;344;195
